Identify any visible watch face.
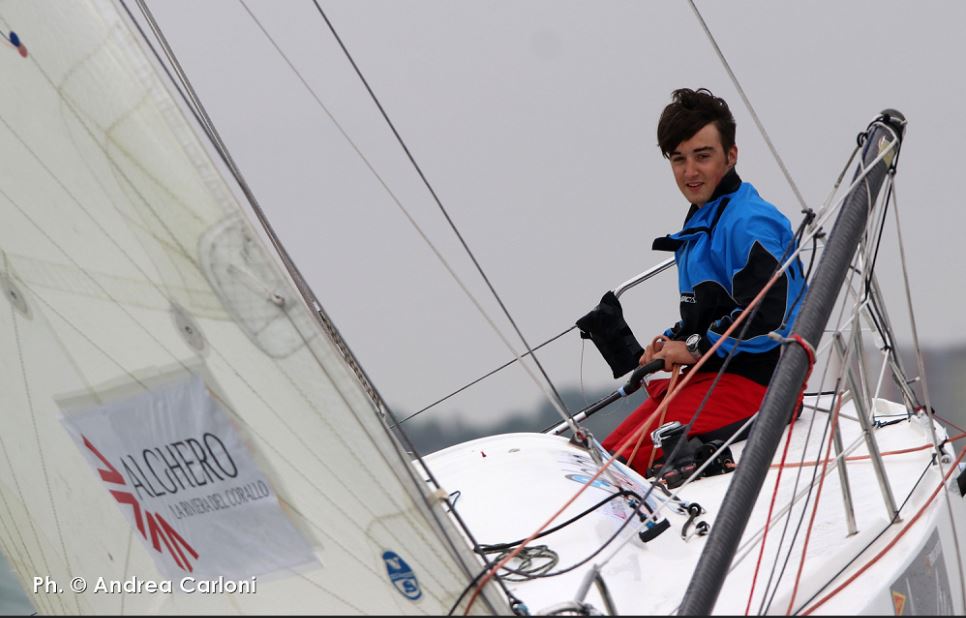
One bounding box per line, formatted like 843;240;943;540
687;334;700;353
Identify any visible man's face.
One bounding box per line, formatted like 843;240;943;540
668;122;737;207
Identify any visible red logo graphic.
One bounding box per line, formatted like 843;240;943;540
83;436;199;571
891;590;906;615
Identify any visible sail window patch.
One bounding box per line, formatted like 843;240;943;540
1;272;30;318
199;215;316;358
171;302;206;353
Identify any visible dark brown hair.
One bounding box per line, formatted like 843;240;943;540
657;88;736;158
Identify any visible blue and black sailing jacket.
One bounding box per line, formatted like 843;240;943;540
652;169;806;385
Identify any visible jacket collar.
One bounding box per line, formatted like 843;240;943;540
682;168;742;225
652;168;743;252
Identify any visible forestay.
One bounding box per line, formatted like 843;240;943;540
0;0;501;613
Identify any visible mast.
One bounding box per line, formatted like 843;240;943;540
678;110;906;615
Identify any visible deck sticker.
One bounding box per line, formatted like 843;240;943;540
889;528;953;615
61;374;316;580
891;590;906;615
382;551;422;600
564;473;612;491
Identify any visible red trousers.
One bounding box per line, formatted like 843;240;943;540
601;371;767;475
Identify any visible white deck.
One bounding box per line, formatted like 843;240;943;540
423;399;966;614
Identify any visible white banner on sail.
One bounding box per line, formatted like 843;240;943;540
60;374;316;580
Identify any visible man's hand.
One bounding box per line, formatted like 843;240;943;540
641;335;698;371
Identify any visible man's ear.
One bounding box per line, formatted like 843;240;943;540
727;144;738;168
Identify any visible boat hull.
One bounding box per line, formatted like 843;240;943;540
422;400;966;614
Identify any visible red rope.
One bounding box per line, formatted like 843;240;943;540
800;444;966;615
744;333;815;614
643;364;681;472
744;401;800;614
770;431;966;469
460;400;665;613
788;334;815;413
463;268;793;613
785;390;842;613
935;412;966;438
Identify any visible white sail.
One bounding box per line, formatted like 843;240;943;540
0;0;503;613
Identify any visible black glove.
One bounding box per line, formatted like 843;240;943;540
576;291;644;378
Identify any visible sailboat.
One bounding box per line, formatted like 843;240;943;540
1;0;964;615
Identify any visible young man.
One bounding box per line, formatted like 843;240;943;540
602;88;805;476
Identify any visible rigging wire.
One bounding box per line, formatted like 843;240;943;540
308;0;576;430
123;2;508;609
758;385;839;614
755;197;876;606
890;181;966;606
11;6;464;602
138;5;953;613
450;489;647;614
227;1;533;608
790;459;934;612
761;153;892;612
463;224;815;612
798;445;966;615
706;419;951;615
402;255;674;426
590;414;761;582
686;0;809;214
743;377;808;615
758;168;894;612
751;149;956;613
859;145;953;395
759;125;905;610
391;325;576;428
645;131;894;495
127;0;393;414
754;250;868;612
722;414;869;587
6;3;957;615
772;432;966;469
634;200;812;511
401;112;814;430
462;133;902;613
478;488;645;553
583;122;903;598
936;413;966;437
782;384;849;612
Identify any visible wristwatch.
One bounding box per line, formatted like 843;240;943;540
685;333;702;359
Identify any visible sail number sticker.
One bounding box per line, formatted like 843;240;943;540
382;551;422;601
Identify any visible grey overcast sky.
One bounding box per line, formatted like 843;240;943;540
139;1;965;431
